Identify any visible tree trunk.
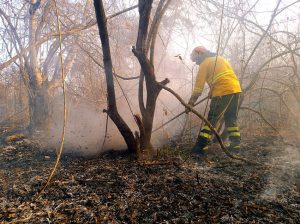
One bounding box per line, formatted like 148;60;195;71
28;0;49;131
134;0;171;150
94;0;138;153
29;86;49;130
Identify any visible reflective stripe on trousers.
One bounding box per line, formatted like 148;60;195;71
199;125;213;140
227;126;241;142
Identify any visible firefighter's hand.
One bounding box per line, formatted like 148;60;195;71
186;94;199;114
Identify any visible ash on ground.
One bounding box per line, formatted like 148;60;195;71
0;135;299;223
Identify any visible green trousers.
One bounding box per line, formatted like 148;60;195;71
197;93;241;148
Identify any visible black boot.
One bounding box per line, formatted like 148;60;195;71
228;142;240;154
191;141;208;157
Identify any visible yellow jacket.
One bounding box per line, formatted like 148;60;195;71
192;56;242;97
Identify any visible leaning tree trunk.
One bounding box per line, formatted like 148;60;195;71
94;0;139;153
134;0;171;150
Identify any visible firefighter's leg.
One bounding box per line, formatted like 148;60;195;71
192;96;231;154
191;125;212;154
224;93;241;152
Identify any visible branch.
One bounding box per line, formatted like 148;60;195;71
136;0;153;52
0;21;98;70
244;47;300;93
152;96;209;133
106;4;138;20
94;0;138;153
225;4;300;59
36;0;66;199
253;87;298;118
77;42;140;80
242;0;282;73
146;0;171;51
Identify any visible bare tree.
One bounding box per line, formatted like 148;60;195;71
0;1;91;131
94;0;139;153
133;0;171;150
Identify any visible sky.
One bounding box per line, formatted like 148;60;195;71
167;0;300;58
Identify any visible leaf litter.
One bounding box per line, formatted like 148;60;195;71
0;135;299;223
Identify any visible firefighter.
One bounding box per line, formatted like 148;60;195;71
186;46;242;156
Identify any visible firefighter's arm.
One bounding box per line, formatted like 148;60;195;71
186;63;208;113
188;63;208;106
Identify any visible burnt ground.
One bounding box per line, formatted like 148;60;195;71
0;135;300;223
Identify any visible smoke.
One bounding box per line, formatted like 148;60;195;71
45;97;124;156
261;144;300;201
43;89;187;156
38;49;195;156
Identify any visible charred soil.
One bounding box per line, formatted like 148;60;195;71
0;135;300;223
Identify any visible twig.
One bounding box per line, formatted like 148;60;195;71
11;213;33;224
138;161;172;166
241;0;282;75
99;110;109;153
196;172;201;185
106;4;138;20
35;0;67;199
152;96;209;133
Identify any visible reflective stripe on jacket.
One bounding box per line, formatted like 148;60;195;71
192;56;242;97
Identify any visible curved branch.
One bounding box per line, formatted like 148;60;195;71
146;0;172;65
226;11;300;59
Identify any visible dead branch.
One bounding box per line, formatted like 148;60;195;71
106;4;138;20
0;20;98;71
254;87;298;118
147;0;173;64
244;47;300;93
